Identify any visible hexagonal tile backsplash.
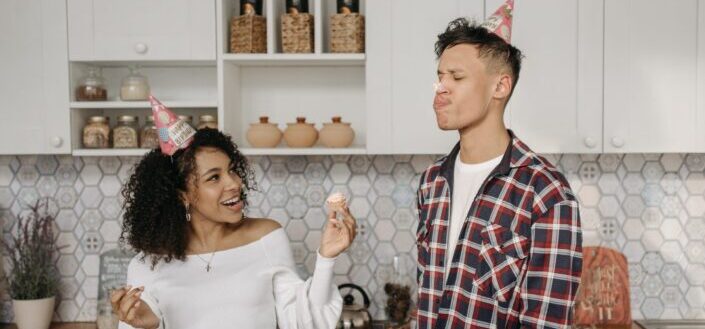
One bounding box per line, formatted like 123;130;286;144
2;154;705;321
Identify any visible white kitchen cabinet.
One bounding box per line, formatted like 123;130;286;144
496;0;604;153
604;0;705;153
367;0;483;154
67;0;216;61
0;0;71;154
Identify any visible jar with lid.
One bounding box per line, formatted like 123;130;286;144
120;65;150;101
178;115;194;126
198;115;218;130
83;116;110;148
76;67;107;101
112;115;139;148
140;115;160;149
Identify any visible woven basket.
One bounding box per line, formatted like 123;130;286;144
281;13;314;53
230;15;267;53
330;13;364;53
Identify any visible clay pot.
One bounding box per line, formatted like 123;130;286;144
320;116;354;148
246;116;282;147
284;117;318;147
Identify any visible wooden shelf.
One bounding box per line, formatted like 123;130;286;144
70;100;217;109
221;53;365;66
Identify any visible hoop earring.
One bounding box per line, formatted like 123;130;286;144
185;204;191;222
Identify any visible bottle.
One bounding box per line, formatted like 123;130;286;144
120;66;150;101
76;67;107;101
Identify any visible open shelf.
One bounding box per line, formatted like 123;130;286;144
221;53;365;66
70;100;217;109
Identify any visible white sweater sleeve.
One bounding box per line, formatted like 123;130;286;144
264;229;343;329
118;256;165;329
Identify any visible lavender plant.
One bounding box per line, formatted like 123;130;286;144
2;199;60;300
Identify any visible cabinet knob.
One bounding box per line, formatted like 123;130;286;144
134;43;148;54
51;136;63;148
611;137;625;148
583;137;597;148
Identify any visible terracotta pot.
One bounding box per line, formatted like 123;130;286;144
320;116;354;148
12;296;55;329
284;117;318;147
246;116;282;148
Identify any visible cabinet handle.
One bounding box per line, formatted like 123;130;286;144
583;137;597;148
134;43;148;54
51;136;63;148
611;137;625;148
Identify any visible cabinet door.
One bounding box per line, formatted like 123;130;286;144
367;0;484;154
67;0;216;61
604;0;703;152
494;0;604;153
0;0;70;154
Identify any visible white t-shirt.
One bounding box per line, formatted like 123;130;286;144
445;154;502;278
119;228;342;329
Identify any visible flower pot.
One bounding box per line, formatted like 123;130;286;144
12;296;55;329
283;117;318;148
246;116;283;147
319;116;354;148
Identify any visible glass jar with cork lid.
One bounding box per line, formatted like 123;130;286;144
112;115;139;148
198;115;218;129
140;115;160;149
82;116;110;148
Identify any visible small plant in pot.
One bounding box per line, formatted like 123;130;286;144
2;199;61;329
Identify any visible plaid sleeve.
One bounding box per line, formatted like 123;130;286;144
416;173;427;285
519;200;582;328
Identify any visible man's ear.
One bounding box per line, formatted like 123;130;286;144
493;74;513;99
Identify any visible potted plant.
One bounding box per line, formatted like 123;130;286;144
2;199;60;329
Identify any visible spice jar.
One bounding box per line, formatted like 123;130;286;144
76;67;107;101
319;116;354;147
198;115;218;130
120;66;150;101
283;117;317;148
112;116;139;148
140;115;160;149
83;116;110;148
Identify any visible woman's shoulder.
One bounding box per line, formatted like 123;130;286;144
239;218;284;244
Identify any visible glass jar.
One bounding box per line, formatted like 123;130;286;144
120;66;150;101
140;115;160;149
178;115;194;126
76;67;107;101
82;116;110;148
197;115;218;129
112;115;139;148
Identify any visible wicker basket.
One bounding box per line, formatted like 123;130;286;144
330;13;364;53
230;15;267;53
281;13;314;53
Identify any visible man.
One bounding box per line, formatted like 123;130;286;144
415;2;583;328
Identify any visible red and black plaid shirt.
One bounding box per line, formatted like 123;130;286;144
416;131;582;329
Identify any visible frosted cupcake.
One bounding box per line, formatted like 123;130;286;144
326;192;347;213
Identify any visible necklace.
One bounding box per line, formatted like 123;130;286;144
194;250;216;272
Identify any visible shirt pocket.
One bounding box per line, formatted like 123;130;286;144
472;223;530;303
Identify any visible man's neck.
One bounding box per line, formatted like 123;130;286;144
457;120;511;165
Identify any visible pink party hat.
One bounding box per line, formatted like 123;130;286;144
149;95;196;156
481;0;514;44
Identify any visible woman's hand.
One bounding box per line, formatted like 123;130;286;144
110;286;160;329
319;207;357;258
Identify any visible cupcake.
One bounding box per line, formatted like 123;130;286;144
326;192;347;213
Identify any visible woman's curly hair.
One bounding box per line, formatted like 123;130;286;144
120;128;255;267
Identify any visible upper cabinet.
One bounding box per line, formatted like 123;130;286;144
67;0;216;61
0;0;70;154
500;0;604;154
366;0;483;154
603;0;705;153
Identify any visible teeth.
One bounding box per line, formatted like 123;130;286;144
221;197;240;206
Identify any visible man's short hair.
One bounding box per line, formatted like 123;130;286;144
435;17;523;98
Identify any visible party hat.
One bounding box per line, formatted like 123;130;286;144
149;95;196;156
481;0;514;44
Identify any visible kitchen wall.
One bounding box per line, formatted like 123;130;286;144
1;153;705;321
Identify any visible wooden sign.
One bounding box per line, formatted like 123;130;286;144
574;247;631;326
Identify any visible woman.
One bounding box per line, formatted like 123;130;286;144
111;128;356;329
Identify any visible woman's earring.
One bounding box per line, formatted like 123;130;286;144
185;204;191;222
